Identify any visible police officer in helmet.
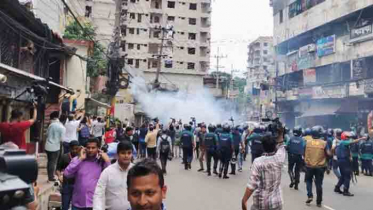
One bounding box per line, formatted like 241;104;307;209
246;124;264;163
287;126;305;190
326;129;334;174
218;123;233;179
360;134;373;176
204;124;219;176
180;124;195;170
333;132;365;196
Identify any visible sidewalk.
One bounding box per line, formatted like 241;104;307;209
36;153;58;210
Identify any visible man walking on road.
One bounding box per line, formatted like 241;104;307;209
93;141;134;210
287;126;305;190
304;126;330;207
145;123;159;160
181;124;195;170
241;124;286;210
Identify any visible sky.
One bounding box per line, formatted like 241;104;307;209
210;0;273;77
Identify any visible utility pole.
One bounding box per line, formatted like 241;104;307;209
214;47;227;90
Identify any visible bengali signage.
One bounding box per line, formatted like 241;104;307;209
364;78;373;94
317;35;336;57
298;88;313;98
312;85;346;99
297;45;315;70
303;69;316;85
351;24;373;39
351;58;367;80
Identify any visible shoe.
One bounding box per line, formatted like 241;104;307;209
317;203;322;208
294;184;298;190
238;168;243;172
218;173;222;178
289;182;294;188
213;170;218;175
326;169;330;175
306;197;313;205
48;178;56;182
229;172;236;175
189;164;192;169
334;187;343;194
343;191;354;197
198;168;204;172
223;175;230;179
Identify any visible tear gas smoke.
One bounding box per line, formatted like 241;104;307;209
129;76;239;125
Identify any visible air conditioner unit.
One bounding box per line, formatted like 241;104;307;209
308;44;316;52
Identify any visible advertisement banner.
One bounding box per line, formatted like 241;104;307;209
351;24;373;40
303;69;316;85
312;85;346;99
351;58;367;80
317;35;336;57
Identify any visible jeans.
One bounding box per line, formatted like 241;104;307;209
336;159;352;191
332;159;341;179
159;152;169;173
288;153;303;185
46;150;60;181
63;142;70;154
61;182;74;210
147;147;157;160
238;150;244;170
306;167;325;204
140;141;147;158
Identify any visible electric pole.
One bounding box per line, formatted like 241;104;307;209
214;47;227;90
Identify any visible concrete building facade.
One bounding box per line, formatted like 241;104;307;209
271;0;373;129
246;36;275;120
120;0;211;94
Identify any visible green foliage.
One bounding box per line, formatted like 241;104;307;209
63;21;107;77
233;77;247;93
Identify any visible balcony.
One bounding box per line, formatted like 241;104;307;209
201;17;211;28
201;3;211;14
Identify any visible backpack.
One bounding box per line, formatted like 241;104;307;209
79;124;90;138
160;136;170;154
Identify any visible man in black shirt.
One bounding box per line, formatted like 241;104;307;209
56;140;80;210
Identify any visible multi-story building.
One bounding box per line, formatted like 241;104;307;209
271;0;373;129
246;36;275;120
120;0;211;93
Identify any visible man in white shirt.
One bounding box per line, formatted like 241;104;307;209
91;116;106;141
93;141;134;210
63;112;83;153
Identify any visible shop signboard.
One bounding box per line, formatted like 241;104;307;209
317;35;336;57
303;69;316;85
351;58;367;80
349;82;364;96
298;88;313;98
312;85;346;99
364;78;373;94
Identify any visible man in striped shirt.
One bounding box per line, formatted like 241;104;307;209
242;133;286;210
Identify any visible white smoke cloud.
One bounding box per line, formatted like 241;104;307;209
129;75;240;125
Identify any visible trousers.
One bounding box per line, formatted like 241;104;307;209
306;167;325;204
61;182;74;210
219;148;231;176
147;147;157;160
336;159;352;191
288;153;303;185
46;150;60;181
183;147;193;167
362;159;373;175
206;149;218;173
159;152;169;173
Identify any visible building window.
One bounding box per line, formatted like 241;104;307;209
135;59;140;68
128;59;134;65
263;50;268;54
263;57;268;62
188;48;196;55
137;28;140;35
264;42;268;46
167;1;175;8
130;13;136;19
153;30;160;38
189;3;197;10
128;43;134;49
189;18;196;25
138;14;142;23
85;6;92;17
129;28;135;34
165;60;172;68
263;66;268;70
154;16;160;23
137;44;141;50
130;0;136;3
279;9;283;23
187;62;195;70
167;16;175;21
152;60;158;68
188;33;196;40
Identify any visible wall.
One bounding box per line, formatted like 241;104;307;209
273;0;373;45
64;40;90;109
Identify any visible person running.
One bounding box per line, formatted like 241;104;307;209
157;127;172;174
64;138;111;210
56;140;80;210
93;141;134;210
304;126;330;207
242;129;286;210
180;124;195;170
127;159;167;210
218;123;233;179
204;124;219;176
286;126;305;190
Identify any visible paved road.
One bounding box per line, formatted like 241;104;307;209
161;157;373;210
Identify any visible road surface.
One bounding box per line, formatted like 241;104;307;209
162;157;373;210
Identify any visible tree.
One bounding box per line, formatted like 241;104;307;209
63;21;107;77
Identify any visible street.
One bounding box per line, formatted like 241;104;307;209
163;157;373;210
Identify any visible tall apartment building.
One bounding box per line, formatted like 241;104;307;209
120;0;211;93
245;36;275;119
271;0;373;129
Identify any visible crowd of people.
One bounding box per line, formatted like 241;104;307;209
2;105;373;210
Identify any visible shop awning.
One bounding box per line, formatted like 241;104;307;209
0;63;74;94
86;97;111;109
300;103;341;118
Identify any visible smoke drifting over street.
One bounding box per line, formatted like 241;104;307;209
129;76;238;125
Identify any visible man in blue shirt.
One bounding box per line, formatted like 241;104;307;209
218;123;233;179
286;126;305;190
180;124;195;170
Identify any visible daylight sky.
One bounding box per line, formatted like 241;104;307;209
210;0;273;77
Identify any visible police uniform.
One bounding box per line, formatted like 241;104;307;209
335;139;357;195
230;130;242;175
360;139;373;176
287;135;305;189
247;132;263;163
181;129;194;170
204;132;219;176
218;132;233;179
350;142;360;175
